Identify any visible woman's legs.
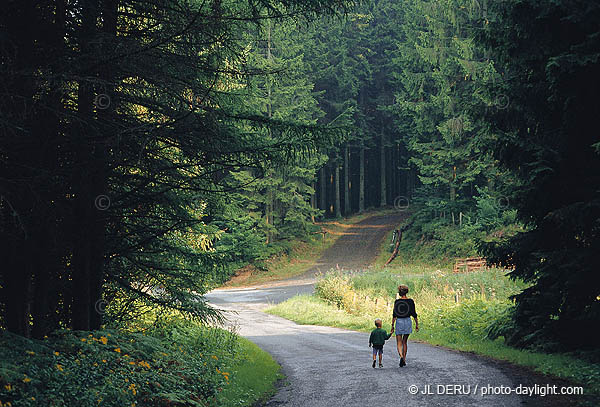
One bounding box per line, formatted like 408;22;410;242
401;334;410;359
396;334;403;358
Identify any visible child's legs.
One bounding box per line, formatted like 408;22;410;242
378;348;383;363
372;347;377;360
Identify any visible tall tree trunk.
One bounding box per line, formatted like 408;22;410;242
264;20;274;243
334;162;341;218
71;0;101;331
344;146;351;215
329;164;334;215
1;0;39;337
406;169;413;198
390;144;396;201
450;166;457;201
359;147;365;213
265;189;273;244
310;182;316;223
380;132;387;207
319;166;326;214
3;240;31;336
88;0;118;331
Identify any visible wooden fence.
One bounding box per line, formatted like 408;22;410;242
453;257;488;273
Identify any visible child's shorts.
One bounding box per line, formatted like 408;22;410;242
372;345;383;356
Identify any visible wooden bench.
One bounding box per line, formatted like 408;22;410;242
453;257;487;273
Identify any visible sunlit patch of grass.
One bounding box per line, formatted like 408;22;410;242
218;337;282;407
266;295;386;332
267;274;600;396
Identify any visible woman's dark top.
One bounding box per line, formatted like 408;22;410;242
393;298;418;318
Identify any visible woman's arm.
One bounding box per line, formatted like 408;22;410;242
391;317;396;334
411;299;419;331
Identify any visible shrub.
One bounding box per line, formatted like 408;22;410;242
315;272;355;310
0;322;238;407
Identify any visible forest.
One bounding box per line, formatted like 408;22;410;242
1;0;599;405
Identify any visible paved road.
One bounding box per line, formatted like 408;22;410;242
206;214;570;406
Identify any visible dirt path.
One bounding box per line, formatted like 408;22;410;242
206;214;578;407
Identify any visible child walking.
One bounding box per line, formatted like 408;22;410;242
369;318;392;368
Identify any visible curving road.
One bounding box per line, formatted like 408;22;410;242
206;214;575;407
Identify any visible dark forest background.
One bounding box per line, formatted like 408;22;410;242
1;0;599;353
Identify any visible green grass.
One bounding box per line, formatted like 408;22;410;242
0;320;282;407
267;295;379;332
218;337;282;407
266;272;600;397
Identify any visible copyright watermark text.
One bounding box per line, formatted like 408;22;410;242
407;383;583;397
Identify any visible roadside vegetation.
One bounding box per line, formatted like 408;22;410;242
0;315;280;407
267;268;600;397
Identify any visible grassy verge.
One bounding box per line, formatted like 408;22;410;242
218;337;281;407
0;320;281;407
266;271;600;396
224;208;399;287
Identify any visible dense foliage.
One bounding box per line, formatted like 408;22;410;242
0;0;354;337
0;318;279;407
477;0;600;350
1;0;598;373
307;0;599;350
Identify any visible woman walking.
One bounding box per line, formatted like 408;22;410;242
391;284;419;367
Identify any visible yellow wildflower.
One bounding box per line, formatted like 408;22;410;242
114;347;121;353
23;377;31;383
80;338;86;342
54;351;59;356
129;361;136;365
211;355;218;360
56;364;64;371
100;336;108;345
102;359;107;363
4;383;12;391
26;350;35;355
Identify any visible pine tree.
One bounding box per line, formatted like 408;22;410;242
478;0;600;350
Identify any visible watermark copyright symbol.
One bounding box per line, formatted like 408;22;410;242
409;384;419;395
394;196;410;211
94;195;110;210
94;93;111;110
94;299;108;315
495;94;509;110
